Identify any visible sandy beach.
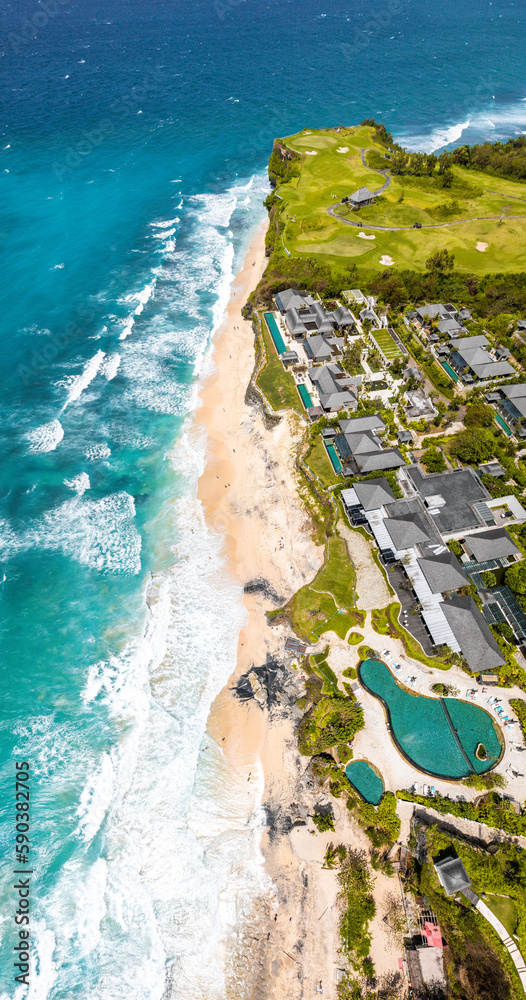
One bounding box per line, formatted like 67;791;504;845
195;221;401;998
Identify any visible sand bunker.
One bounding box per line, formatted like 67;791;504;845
305;150;317;155
379;255;395;266
337;146;349;153
357;232;375;240
476;241;489;252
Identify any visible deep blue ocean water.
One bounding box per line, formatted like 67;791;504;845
1;1;526;996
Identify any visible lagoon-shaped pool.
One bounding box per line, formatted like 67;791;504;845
359;659;503;780
345;760;384;805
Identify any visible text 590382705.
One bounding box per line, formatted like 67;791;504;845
13;761;32;986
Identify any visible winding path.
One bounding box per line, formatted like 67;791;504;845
328;149;526;232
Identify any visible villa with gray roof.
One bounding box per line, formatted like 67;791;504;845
446;337;514;382
275;289;355;340
308;363;359;413
415;303;458;325
487;383;526;436
440;595;505;672
334;415;405;474
342;462;521;662
464;527;520;563
303;333;344;363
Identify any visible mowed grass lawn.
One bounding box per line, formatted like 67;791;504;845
277;126;526;273
305;435;342;487
285;535;366;641
370;328;403;360
257;319;302;411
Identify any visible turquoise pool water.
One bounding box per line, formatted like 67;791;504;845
264;311;287;354
440;361;459;382
326;442;342;473
359;659;503;779
495;412;512;436
297;383;314;409
345;760;384;805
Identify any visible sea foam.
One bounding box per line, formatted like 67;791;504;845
26;418;64;453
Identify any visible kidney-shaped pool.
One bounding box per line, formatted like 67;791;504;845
359;658;503;780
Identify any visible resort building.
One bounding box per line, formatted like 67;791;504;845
308;363;359;413
343;463;526;663
440;336;514;383
334;416;405;474
415;303;459;326
274;288;354;339
486;383;526;437
303;333;344;363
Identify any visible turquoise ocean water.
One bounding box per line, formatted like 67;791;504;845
1;0;526;996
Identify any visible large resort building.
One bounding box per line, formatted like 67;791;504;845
343;463;526;670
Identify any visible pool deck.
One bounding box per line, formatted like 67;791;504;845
324;610;526;807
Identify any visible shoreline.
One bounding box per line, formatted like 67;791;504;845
192;219;413;997
194;218;350;996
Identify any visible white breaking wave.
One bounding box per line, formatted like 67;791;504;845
100;353;121;380
26;418;64;453
74;444;271;998
119;276;159;341
0;490;141;574
85;443;111;460
401;119;471;152
60;349;106;409
3;173;273;1000
64;472;91;495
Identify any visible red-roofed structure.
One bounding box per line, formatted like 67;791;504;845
422;921;443;948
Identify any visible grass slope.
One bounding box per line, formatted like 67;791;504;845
285;535;366;642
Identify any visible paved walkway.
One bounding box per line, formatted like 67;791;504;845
474;896;526;993
328;204;526;233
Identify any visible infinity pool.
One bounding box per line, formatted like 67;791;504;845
345;760;384;804
359;659;503;779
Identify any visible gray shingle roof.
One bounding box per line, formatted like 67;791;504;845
353;478;397;511
355;450;406;473
471;360;514;379
284;307;308;336
333;305;354;327
449;335;489;351
416;304;455;322
435;857;471;896
349;186;375;204
340;415;385;434
345;431;381;456
304;335;332;361
439;595;505;671
384;516;431;550
275;288;315;312
464;528;520;562
417;551;468;595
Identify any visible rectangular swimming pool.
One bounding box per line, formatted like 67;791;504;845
297;383;313;409
440;361;459;382
495;412;512;437
264;311;287;355
326;442;342;473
